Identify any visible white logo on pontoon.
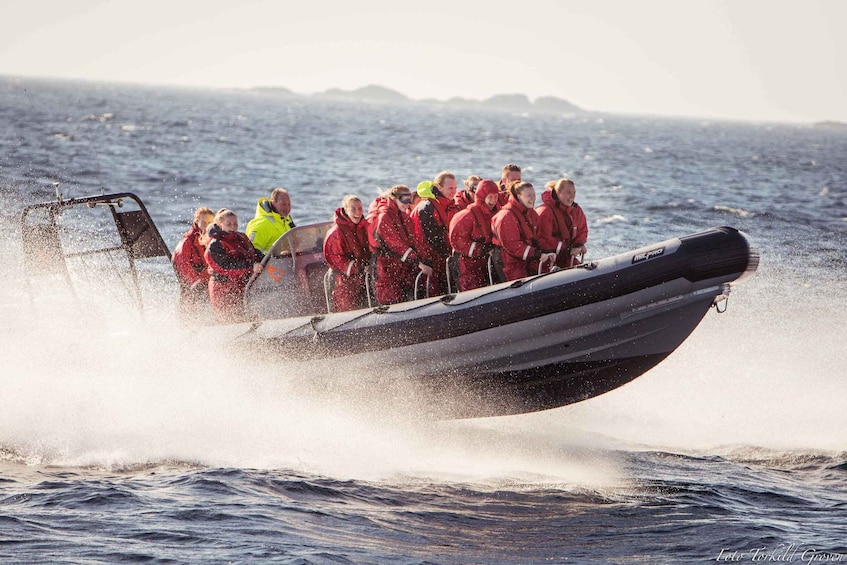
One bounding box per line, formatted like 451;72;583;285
632;246;665;263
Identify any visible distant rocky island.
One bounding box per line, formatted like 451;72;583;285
813;120;847;129
246;84;584;115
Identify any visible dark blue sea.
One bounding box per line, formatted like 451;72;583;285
1;76;845;564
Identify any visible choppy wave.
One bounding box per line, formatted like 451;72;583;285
1;448;844;563
713;204;752;218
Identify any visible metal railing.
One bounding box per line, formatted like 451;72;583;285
323;267;376;313
413;270;431;301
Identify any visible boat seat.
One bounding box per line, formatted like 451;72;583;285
445;253;460;294
302;260;331;314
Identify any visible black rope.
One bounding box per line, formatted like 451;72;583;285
279;257;599;339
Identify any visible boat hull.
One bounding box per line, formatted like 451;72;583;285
232;226;757;418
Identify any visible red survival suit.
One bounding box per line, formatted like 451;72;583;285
536;188;590;268
453;189;474;212
323;207;372;312
204;224;263;322
491;194;544;281
536;188;577;269
497;182;511;208
448;180;500;291
565;200;589;261
365;197;385;255
172;222;210;311
373;197;428;305
411;185;458;296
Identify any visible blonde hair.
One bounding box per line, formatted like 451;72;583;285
193;207;214;223
501;163;521;176
550;178;575;193
383;184;411;200
433;171;455;188
464;175;483;190
270;187;289;200
341;194;361;209
214;208;237;224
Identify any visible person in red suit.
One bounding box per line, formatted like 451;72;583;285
323;195;372;312
204;209;264;322
491;182;556;281
453;175;482;211
172;207;214;316
365;195;386;254
448;179;500;291
536;178;588;269
557;178;589;262
410;172;459;296
373;185;433;305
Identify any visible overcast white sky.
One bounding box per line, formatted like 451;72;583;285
2;0;845;123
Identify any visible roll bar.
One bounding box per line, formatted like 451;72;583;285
20;190;172;314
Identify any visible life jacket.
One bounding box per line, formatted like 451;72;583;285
411;183;458;259
172;223;209;288
324;207;371;277
536;188;575;255
454;189;474;211
244;198;296;254
374;197;423;264
469;178;500;239
205;225;260;283
565;202;589;247
449;202;494;258
366;196;387;253
492;197;540;257
497;182;511;208
468;205;493;243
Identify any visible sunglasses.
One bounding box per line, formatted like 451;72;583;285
397;193;414;204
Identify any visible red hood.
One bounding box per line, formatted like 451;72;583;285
475;179;499;203
505;193;531;212
540;188;558;207
208;224;242;242
454;190;473;207
183;222;203;239
376;196;400;215
333;207;363;228
540;188;577;210
368;196;388;218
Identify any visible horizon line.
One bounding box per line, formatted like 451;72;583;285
2;72;843;127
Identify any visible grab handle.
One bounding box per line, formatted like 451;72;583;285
414;271;431;300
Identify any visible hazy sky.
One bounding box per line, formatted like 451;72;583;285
2;0;845;123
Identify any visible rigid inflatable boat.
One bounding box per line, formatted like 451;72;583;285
20;192;758;418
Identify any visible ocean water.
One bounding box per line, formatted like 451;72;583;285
1;76;846;564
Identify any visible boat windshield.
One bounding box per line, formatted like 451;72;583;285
267;222;332;261
245;221;333;319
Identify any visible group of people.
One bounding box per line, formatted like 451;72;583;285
172;163;588;321
171;188;294;322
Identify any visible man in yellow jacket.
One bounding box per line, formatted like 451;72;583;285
245;188;296;254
